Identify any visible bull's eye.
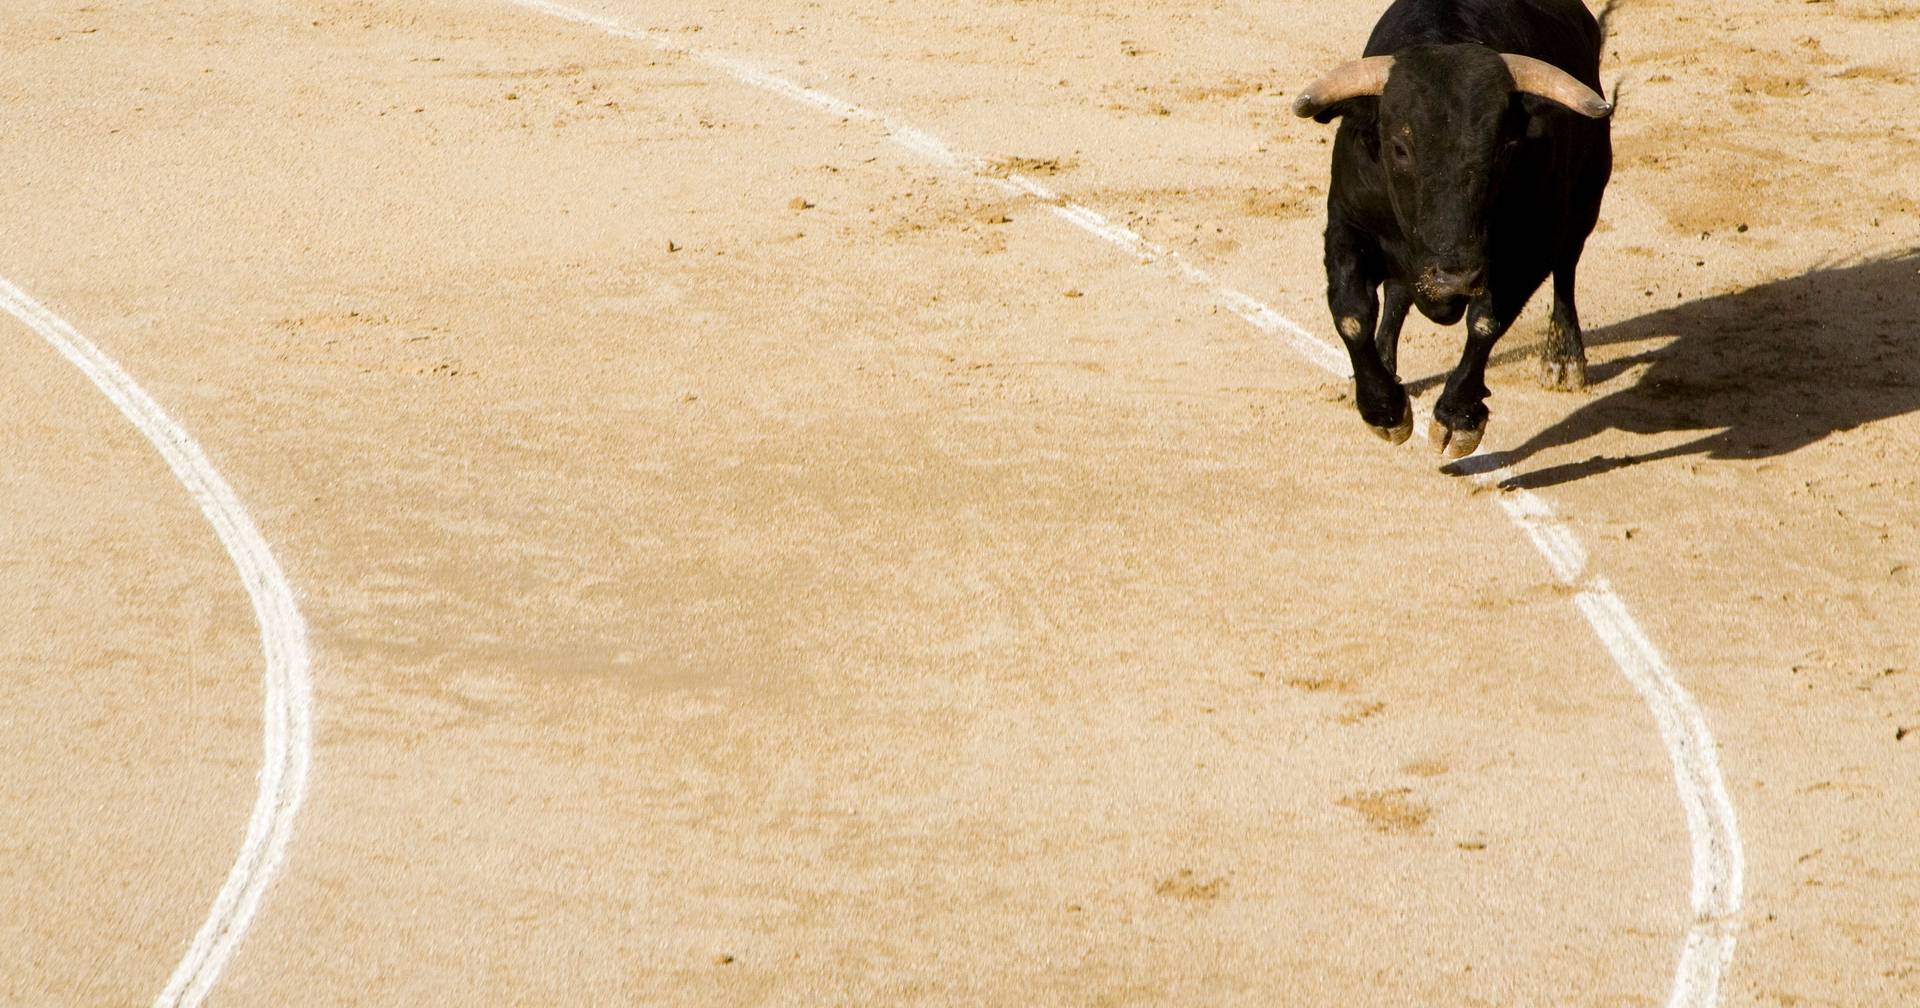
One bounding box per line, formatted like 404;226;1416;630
1390;138;1412;164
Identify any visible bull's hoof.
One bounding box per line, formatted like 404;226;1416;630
1539;356;1588;391
1366;400;1414;445
1428;419;1485;460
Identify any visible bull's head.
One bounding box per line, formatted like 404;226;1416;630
1293;46;1610;303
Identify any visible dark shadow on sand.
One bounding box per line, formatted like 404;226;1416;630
1464;250;1920;489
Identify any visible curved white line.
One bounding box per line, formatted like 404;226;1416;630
498;3;1747;1004
0;277;314;1008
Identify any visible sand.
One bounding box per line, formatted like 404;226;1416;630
2;0;1915;1004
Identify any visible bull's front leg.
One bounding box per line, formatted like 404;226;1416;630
1326;227;1411;444
1430;297;1512;460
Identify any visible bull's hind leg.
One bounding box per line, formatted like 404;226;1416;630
1374;279;1413;378
1540;263;1589;390
1327;224;1411;443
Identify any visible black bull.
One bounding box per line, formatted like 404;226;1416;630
1293;0;1614;459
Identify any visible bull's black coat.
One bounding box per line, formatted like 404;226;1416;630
1309;0;1612;455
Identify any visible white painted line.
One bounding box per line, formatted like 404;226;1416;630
0;277;315;1008
494;4;1746;1005
1494;487;1590;585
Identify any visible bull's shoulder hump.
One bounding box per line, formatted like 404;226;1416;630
1364;0;1602;70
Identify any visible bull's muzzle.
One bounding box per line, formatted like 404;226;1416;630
1419;264;1486;300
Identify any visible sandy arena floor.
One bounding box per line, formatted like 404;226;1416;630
2;0;1916;1005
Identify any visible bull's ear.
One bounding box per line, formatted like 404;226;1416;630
1512;92;1582;138
1509;93;1553;138
1306;96;1377;125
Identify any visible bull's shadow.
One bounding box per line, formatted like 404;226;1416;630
1464;250;1920;489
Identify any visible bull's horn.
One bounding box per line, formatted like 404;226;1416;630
1292;56;1395;119
1501;54;1612;117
